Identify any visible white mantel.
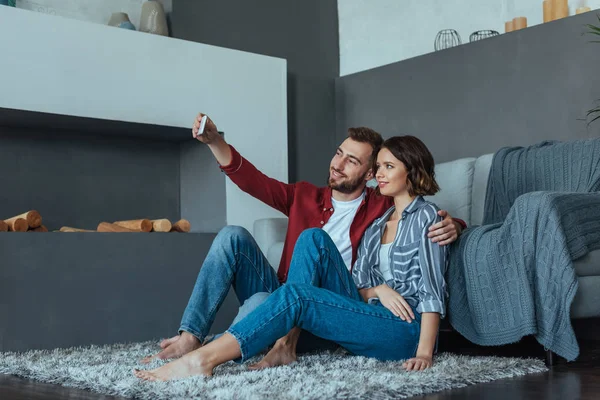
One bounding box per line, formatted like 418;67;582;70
0;6;289;233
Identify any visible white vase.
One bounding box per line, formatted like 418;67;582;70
139;1;169;36
108;12;130;27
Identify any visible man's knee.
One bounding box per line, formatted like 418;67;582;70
216;225;253;242
297;228;330;246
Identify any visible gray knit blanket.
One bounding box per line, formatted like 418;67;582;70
447;139;600;361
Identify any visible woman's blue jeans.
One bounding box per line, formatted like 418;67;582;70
227;229;422;362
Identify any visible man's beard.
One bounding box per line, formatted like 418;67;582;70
327;170;367;194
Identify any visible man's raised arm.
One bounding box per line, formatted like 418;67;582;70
192;113;295;216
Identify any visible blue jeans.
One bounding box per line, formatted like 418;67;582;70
206;228;354;350
179;226;281;342
179;226;348;347
227;229;422;362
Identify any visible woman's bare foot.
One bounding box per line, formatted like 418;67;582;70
141;332;202;364
248;340;296;370
134;349;213;381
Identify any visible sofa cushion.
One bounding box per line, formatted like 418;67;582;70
424;157;476;226
470;153;494;226
571;276;600;318
573;248;600;277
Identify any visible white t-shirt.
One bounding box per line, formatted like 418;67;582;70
322;191;366;270
378;242;394;282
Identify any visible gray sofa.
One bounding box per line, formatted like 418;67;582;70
253;152;600;321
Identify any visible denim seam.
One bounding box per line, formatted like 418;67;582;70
320;246;354;298
204;257;237;339
309;256;319;286
301;297;420;323
243;302;297;340
235;251;278;294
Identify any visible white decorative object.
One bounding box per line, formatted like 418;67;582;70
15;0;171;29
107;12;130;26
138;0;168;36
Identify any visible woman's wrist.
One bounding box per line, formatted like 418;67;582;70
373;284;386;297
415;350;434;360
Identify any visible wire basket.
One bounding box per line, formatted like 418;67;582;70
469;30;500;42
434;29;462;51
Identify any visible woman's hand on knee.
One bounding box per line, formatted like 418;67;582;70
402;355;433;371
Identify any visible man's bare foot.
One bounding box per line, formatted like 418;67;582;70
141;332;202;364
248;341;296;370
134;349;213;381
159;335;179;349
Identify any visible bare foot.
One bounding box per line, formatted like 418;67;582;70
159;335;179;349
248;341;296;370
141;332;202;364
134;350;213;381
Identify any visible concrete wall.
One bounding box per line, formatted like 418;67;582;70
172;0;340;184
336;12;600;164
338;0;600;75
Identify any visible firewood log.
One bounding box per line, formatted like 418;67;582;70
0;220;8;232
170;219;191;233
4;217;28;232
29;225;48;232
6;210;42;229
151;219;172;232
113;219;152;232
97;222;136;232
59;226;95;232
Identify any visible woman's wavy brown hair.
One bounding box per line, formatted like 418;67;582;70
375;136;440;197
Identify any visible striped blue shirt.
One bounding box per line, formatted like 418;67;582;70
352;196;448;318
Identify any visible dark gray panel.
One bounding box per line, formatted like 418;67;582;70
336;13;600;163
179;141;227;233
0;232;242;352
0;128;180;231
171;0;338;78
288;75;338;184
171;0;339;184
0;107;193;142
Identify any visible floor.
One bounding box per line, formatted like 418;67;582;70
1;329;598;400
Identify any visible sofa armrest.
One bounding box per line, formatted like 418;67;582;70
253;217;288;257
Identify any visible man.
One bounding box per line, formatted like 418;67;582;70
143;113;464;368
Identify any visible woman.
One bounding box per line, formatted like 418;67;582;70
134;135;447;381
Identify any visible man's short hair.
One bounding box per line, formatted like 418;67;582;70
347;127;384;164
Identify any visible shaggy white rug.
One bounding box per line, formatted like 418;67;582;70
0;341;548;399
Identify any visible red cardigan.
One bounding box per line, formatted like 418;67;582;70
220;145;465;283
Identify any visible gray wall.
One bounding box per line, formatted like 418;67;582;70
0;119;231;351
0;128;180;231
180;141;227;233
171;0;339;184
0;232;218;352
336;13;600;163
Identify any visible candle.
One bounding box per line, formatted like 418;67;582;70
505;20;515;33
513;17;528;30
552;0;569;19
543;1;553;22
576;7;591;14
